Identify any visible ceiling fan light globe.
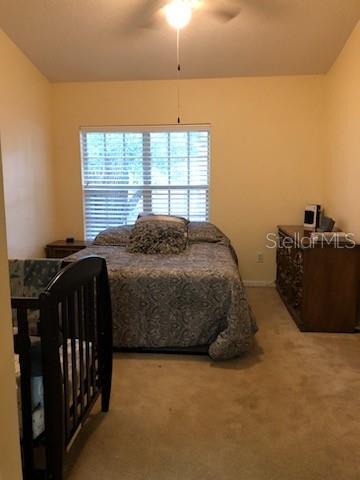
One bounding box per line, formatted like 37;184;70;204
165;0;192;29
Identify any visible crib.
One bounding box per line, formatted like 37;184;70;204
11;256;113;480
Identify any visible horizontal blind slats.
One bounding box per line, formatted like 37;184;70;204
81;129;210;239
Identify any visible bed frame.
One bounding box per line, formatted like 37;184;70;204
12;256;113;480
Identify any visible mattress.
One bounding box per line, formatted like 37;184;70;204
65;222;258;360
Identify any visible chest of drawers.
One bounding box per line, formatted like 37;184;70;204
276;226;360;332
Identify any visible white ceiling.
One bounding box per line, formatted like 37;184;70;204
0;0;360;82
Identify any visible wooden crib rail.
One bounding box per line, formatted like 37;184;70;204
12;297;40;479
39;256;112;480
13;256;112;480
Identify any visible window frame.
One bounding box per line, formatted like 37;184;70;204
80;124;211;240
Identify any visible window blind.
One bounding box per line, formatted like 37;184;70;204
80;127;210;240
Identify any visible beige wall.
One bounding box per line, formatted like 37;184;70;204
0;29;56;258
53;76;326;281
326;21;360;240
0;147;22;479
0;28;57;479
0;18;358;480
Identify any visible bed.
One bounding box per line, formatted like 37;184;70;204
65;221;257;360
10;257;113;480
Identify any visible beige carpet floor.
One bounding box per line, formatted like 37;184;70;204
66;287;360;480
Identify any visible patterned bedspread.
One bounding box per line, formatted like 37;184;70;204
65;225;257;360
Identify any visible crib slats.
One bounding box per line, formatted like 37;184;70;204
96;268;113;413
40;294;65;480
83;283;92;404
77;287;85;416
17;306;34;480
14;257;112;480
88;280;97;393
61;298;71;443
68;293;78;431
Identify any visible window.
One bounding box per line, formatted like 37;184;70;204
80;127;210;240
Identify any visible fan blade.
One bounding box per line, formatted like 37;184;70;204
129;0;168;29
208;0;242;22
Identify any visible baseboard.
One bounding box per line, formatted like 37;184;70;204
243;280;275;288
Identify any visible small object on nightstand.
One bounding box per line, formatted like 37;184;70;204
45;240;90;259
66;237;75;243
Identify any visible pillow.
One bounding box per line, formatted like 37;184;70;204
137;213;189;225
188;222;230;245
127;220;187;254
93;225;134;246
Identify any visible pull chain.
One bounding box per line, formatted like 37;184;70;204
176;28;181;124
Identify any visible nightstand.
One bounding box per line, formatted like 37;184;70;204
45;240;91;258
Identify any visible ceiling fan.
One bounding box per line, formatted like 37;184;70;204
127;0;245;125
131;0;244;31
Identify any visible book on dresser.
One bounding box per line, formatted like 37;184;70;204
276;225;360;333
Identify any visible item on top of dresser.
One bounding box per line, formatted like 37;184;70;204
304;204;321;230
317;215;335;232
